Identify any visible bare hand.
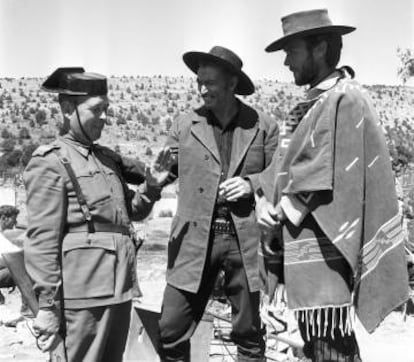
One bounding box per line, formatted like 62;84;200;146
219;177;252;202
255;196;279;233
33;309;60;352
146;147;175;186
274;202;287;222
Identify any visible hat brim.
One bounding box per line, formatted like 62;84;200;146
183;51;255;96
40;86;88;95
265;25;356;52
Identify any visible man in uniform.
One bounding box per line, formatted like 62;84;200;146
24;67;170;361
158;46;279;361
256;9;409;361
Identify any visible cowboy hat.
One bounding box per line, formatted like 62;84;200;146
183;46;255;95
42;67;108;96
265;9;355;52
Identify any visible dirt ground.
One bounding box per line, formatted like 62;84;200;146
1;217;414;361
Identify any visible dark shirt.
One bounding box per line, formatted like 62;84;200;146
207;106;240;219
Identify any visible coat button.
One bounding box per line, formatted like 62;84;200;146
199;187;204;193
204;155;209;160
193;221;197;227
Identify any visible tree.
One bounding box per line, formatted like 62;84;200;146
50;106;59;118
397;47;414;84
1;128;11;139
165;117;172;131
116;115;126;125
107;107;115;117
4;149;22;167
19;127;31;139
1;138;16;152
35;109;47;126
145;146;153;156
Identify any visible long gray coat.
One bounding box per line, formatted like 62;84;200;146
166;102;279;293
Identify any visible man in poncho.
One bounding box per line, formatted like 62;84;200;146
256;9;409;361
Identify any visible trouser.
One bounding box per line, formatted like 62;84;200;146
0;266;15;288
158;231;265;361
64;301;131;362
298;308;361;362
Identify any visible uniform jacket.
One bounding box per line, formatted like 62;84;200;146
24;134;160;309
166;101;279;293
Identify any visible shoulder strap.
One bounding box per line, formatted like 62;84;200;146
55;152;95;233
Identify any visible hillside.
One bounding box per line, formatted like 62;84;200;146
0;75;413;179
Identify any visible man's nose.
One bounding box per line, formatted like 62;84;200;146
101;110;109;124
199;84;208;95
283;55;289;67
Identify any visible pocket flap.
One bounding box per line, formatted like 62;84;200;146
62;235;116;253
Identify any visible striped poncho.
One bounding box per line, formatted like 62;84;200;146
260;73;409;335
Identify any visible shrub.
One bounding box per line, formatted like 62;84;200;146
19;127;31;139
145;146;153;156
1;128;11;139
1;138;16;152
158;209;173;218
20;143;39;166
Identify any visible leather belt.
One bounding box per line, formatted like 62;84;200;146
211;219;236;235
68;223;130;235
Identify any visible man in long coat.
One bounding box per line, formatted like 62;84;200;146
158;46;279;361
257;9;409;361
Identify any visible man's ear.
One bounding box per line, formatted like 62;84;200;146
60;100;76;118
312;40;327;63
229;75;238;93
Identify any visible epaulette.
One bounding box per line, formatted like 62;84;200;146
32;143;60;157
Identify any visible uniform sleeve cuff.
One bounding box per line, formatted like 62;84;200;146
38;291;61;310
142;183;162;202
280;195;309;227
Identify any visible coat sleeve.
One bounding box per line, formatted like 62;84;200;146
23;151;66;310
163;114;181;181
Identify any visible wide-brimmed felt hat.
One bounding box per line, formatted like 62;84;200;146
183;46;255;95
41;67;108;96
265;9;355;52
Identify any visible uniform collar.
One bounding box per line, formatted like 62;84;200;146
60;133;94;158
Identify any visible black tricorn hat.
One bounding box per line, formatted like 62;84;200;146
265;9;355;52
41;67;108;96
183;46;255;96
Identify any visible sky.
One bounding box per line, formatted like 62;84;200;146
0;0;413;85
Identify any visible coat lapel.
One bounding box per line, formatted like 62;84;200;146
191;113;221;164
228;105;259;177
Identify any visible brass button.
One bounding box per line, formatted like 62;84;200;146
199;187;204;193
